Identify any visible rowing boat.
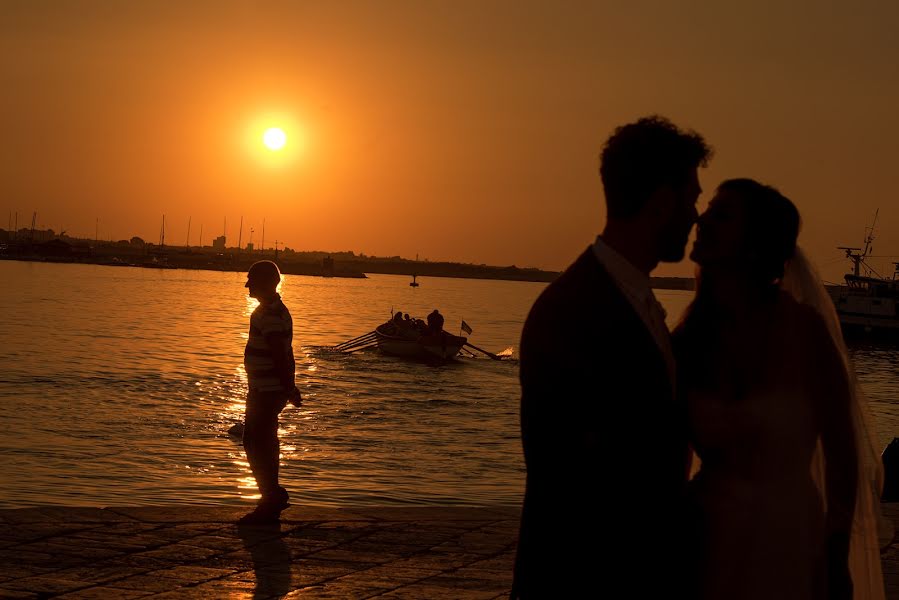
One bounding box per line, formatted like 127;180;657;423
374;321;466;360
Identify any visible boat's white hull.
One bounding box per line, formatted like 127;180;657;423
829;286;899;334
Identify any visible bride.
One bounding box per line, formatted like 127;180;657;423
672;178;885;599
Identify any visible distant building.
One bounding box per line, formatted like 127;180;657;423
212;235;226;250
246;242;254;252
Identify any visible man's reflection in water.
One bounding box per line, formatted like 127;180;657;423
237;523;292;598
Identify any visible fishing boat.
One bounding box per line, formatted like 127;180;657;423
829;268;899;336
375;319;467;360
828;210;899;337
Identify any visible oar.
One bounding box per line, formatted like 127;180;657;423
345;341;379;353
463;342;502;361
335;334;376;349
339;341;378;353
460;346;478;358
334;338;378;353
333;331;376;348
333;332;377;350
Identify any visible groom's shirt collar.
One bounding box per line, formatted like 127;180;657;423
592;235;652;298
592;235;674;384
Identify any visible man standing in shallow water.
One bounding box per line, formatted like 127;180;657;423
239;260;302;524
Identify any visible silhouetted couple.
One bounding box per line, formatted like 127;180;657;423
511;117;885;599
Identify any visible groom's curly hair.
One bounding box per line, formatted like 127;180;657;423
600;115;712;219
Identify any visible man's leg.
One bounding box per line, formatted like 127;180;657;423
243;390;289;502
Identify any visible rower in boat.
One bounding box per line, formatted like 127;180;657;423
427;309;445;335
375;309;466;360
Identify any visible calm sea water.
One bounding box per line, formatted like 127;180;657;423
0;261;896;509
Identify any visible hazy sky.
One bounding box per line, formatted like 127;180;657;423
2;1;897;280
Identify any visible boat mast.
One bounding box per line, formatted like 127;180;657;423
838;208;879;278
862;208;878;258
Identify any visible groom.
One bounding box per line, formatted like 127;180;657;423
511;116;712;598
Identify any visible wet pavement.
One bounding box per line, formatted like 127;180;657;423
2;504;899;599
0;505;518;599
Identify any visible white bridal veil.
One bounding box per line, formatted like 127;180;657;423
782;247;889;600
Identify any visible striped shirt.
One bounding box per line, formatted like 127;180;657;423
244;294;295;393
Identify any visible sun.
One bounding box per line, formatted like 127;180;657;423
244;113;304;167
263;127;287;151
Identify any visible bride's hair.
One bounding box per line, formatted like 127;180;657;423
717;178;801;286
673;179;801;389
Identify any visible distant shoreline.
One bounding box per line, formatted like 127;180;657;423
0;232;700;287
0;253;556;283
0;254;697;289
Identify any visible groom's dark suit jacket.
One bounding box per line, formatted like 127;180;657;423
511;247;689;598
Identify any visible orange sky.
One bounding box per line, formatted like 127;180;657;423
2;1;897;280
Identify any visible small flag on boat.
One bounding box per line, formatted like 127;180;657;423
460;320;473;335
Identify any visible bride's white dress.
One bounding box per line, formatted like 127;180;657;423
684;248;886;600
688;379;827;599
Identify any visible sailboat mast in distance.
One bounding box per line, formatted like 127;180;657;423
238;216;243;251
199;224;204;248
186;217;191;248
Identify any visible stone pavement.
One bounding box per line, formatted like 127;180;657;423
0;505;518;599
3;504;899;599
